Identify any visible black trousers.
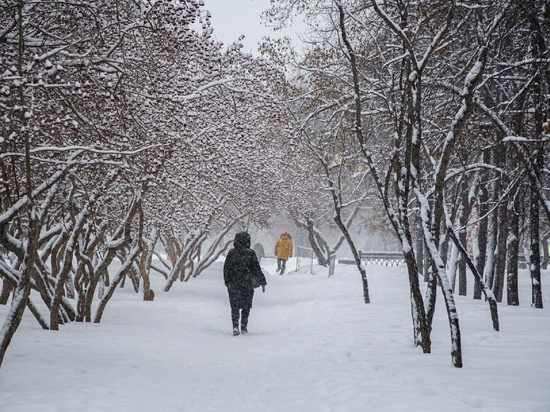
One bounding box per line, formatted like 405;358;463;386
228;287;254;328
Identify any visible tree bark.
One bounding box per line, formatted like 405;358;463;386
0;281;13;305
458;179;471;296
530;179;543;308
306;216;328;267
506;193;520;306
527;6;545;309
447;226;499;331
493;143;508;302
542;234;549;270
0;261;32;368
415;218;425;281
474;150;490;299
484;166;499;291
139;226;158;301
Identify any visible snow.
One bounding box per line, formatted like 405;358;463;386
1;258;549;412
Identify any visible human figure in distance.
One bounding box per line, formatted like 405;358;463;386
223;232;266;336
253;242;265;264
274;231;293;275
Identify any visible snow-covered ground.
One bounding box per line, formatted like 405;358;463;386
1;257;549;412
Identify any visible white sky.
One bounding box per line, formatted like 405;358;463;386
203;0;305;55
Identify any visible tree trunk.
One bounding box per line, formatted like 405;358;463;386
27;298;49;330
484;168;499;291
418;205;463;367
415;217;425;281
474;150;490;299
542;234;549;270
447;227;499;331
163;230;206;292
447;242;459;293
305;216;328;267
334;212;370;304
94;244;141;323
404;249;431;352
165;232;186;282
0;264;32;368
50;222;84;330
0;280;13;305
506;194;520;306
0;220;39;367
530;181;543;308
458;180;470;296
528;9;544;309
140;226;158;301
493;143;508;302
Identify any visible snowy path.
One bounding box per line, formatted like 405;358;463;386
1;260;549;411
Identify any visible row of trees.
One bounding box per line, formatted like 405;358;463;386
1;0;548;371
264;0;550;367
0;0;298;367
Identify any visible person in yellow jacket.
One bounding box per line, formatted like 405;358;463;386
274;231;293;275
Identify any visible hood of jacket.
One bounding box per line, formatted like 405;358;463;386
233;231;251;250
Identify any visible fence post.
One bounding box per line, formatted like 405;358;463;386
296;245;314;274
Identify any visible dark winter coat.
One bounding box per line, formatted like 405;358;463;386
224;232;267;308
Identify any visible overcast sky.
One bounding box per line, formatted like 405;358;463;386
203;0;304;55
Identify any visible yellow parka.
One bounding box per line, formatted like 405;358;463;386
274;233;293;261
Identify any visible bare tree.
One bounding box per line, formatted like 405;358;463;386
0;0;292;367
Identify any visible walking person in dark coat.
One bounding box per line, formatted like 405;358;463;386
223;232;267;336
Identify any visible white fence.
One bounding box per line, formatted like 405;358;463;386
295;246;314;274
